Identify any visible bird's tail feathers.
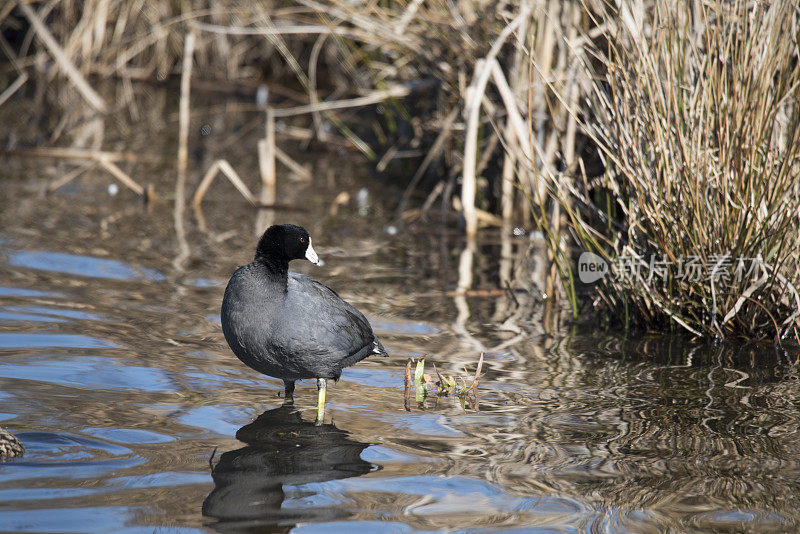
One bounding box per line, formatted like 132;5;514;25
373;338;389;357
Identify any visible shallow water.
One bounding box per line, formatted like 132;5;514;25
2;132;800;533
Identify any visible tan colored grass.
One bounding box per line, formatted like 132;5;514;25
7;0;798;340
545;0;800;340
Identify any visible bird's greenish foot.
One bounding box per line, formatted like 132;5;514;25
282;380;295;406
316;378;327;425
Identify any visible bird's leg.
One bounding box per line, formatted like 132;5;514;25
315;378;327;425
283;380;295;405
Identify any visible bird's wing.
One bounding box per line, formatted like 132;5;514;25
281;272;377;361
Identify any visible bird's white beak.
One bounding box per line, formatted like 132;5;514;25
305;238;319;265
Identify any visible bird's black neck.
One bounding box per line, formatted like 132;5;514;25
254;253;288;273
253;231;292;291
253;253;290;293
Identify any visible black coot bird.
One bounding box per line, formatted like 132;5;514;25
221;224;387;423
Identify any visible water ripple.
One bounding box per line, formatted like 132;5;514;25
5;250;165;282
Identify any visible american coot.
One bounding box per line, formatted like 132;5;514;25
221;224;388;424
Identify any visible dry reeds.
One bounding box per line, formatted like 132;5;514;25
3;0;799;341
1;1;551;210
538;0;800;341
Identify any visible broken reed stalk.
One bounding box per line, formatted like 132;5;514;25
255;109;277;235
173;31;194;271
462;8;529;236
456;237;476;291
193;159;257;207
259;110;276;206
269;82;431;118
275;148;311;180
6;146;150;198
465;353;484;394
46;161;95;192
1;147;146;162
95;156;143;196
16;0;107;113
0;72;28;108
176;31;194;180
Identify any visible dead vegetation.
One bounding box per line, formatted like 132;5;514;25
1;0;798;341
532;0;800;341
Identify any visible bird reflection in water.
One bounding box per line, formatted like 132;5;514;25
203;406;377;531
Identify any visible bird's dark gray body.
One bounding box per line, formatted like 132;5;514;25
221;262;387;381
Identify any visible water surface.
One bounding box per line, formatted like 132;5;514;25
1;112;799;534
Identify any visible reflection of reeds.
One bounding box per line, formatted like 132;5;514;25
453;337;800;527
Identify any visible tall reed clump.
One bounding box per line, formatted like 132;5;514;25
542;0;800;341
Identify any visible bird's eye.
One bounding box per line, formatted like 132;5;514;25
300;237;306;243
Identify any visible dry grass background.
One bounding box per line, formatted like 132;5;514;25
539;0;800;341
1;0;798;341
